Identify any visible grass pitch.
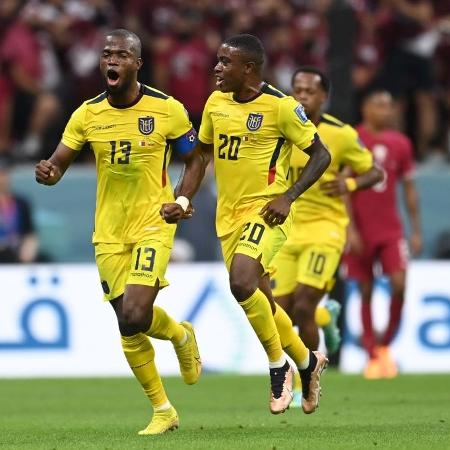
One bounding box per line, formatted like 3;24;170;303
0;372;449;450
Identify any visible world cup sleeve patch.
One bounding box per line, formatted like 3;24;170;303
294;104;308;124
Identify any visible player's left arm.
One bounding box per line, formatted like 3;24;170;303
160;98;212;223
400;137;422;255
321;128;383;196
260;98;331;226
160;141;213;223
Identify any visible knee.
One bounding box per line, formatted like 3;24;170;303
293;287;319;319
229;272;258;302
119;303;152;335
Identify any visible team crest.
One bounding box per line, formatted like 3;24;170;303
138;116;154;135
246;113;263;131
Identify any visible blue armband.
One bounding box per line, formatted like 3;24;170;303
171;128;198;155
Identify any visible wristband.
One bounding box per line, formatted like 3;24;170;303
175;196;190;212
345;177;358;192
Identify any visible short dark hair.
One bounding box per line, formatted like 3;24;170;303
361;88;392;103
223;34;265;69
106;29;142;58
291;66;331;93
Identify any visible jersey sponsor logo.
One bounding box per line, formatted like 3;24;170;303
211;111;229;118
294;104;308;123
94;124;116;131
246;113;263;131
138;116;155;135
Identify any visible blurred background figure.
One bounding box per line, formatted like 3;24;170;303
0;155;38;263
344;90;422;379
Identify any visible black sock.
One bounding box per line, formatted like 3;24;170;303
269;361;290;399
299;351;317;398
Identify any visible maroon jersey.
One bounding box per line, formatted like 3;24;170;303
351;125;415;242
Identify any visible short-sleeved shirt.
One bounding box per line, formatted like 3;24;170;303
288;114;373;231
351;125;415;242
199;83;318;237
62;84;197;244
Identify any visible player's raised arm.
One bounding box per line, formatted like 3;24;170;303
35;142;78;186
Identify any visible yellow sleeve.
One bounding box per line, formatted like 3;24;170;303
61;103;87;151
198;96;214;144
278;96;318;151
166;97;193;139
341;126;373;174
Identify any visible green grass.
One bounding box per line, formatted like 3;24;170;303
0;372;449;449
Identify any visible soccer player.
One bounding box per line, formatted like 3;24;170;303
269;67;382;404
345;90;422;379
35;29;201;435
162;34;331;415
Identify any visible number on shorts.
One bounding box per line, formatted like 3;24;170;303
239;222;265;244
307;251;326;275
135;247;156;271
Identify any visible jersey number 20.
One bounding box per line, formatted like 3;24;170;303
218;134;241;160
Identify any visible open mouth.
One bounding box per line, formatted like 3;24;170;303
216;75;224;88
106;69;120;87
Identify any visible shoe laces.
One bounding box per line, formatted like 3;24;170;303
150;410;173;428
270;363;289;399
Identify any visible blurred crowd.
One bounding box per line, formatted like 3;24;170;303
1;0;450;163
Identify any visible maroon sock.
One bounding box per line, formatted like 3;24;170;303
381;297;404;346
361;301;377;358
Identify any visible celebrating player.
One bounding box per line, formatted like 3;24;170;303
345;90;422;379
35;29;201;435
162;34;331;415
269;67;382;404
271;67;382;350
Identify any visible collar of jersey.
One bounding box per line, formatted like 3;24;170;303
107;83;144;109
232;82;266;104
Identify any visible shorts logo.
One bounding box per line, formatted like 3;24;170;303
138;116;154;135
247;113;263;131
294;104;308;123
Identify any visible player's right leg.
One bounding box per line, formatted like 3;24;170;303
94;240;196;435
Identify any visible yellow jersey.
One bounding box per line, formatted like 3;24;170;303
288;113;373;230
199;83;318;237
62;84;197;244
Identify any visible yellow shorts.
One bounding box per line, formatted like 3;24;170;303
94;238;173;301
271;243;342;295
220;213;292;274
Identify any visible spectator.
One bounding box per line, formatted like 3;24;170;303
0;156;39;263
0;0;62;160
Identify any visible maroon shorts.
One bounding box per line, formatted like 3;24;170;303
344;237;408;282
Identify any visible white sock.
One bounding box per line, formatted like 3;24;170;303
269;356;287;369
298;351;311;370
154;401;172;412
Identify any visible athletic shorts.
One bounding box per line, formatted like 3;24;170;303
220;212;293;274
94;237;173;301
270;220;345;295
343;237;408;282
271;243;341;295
